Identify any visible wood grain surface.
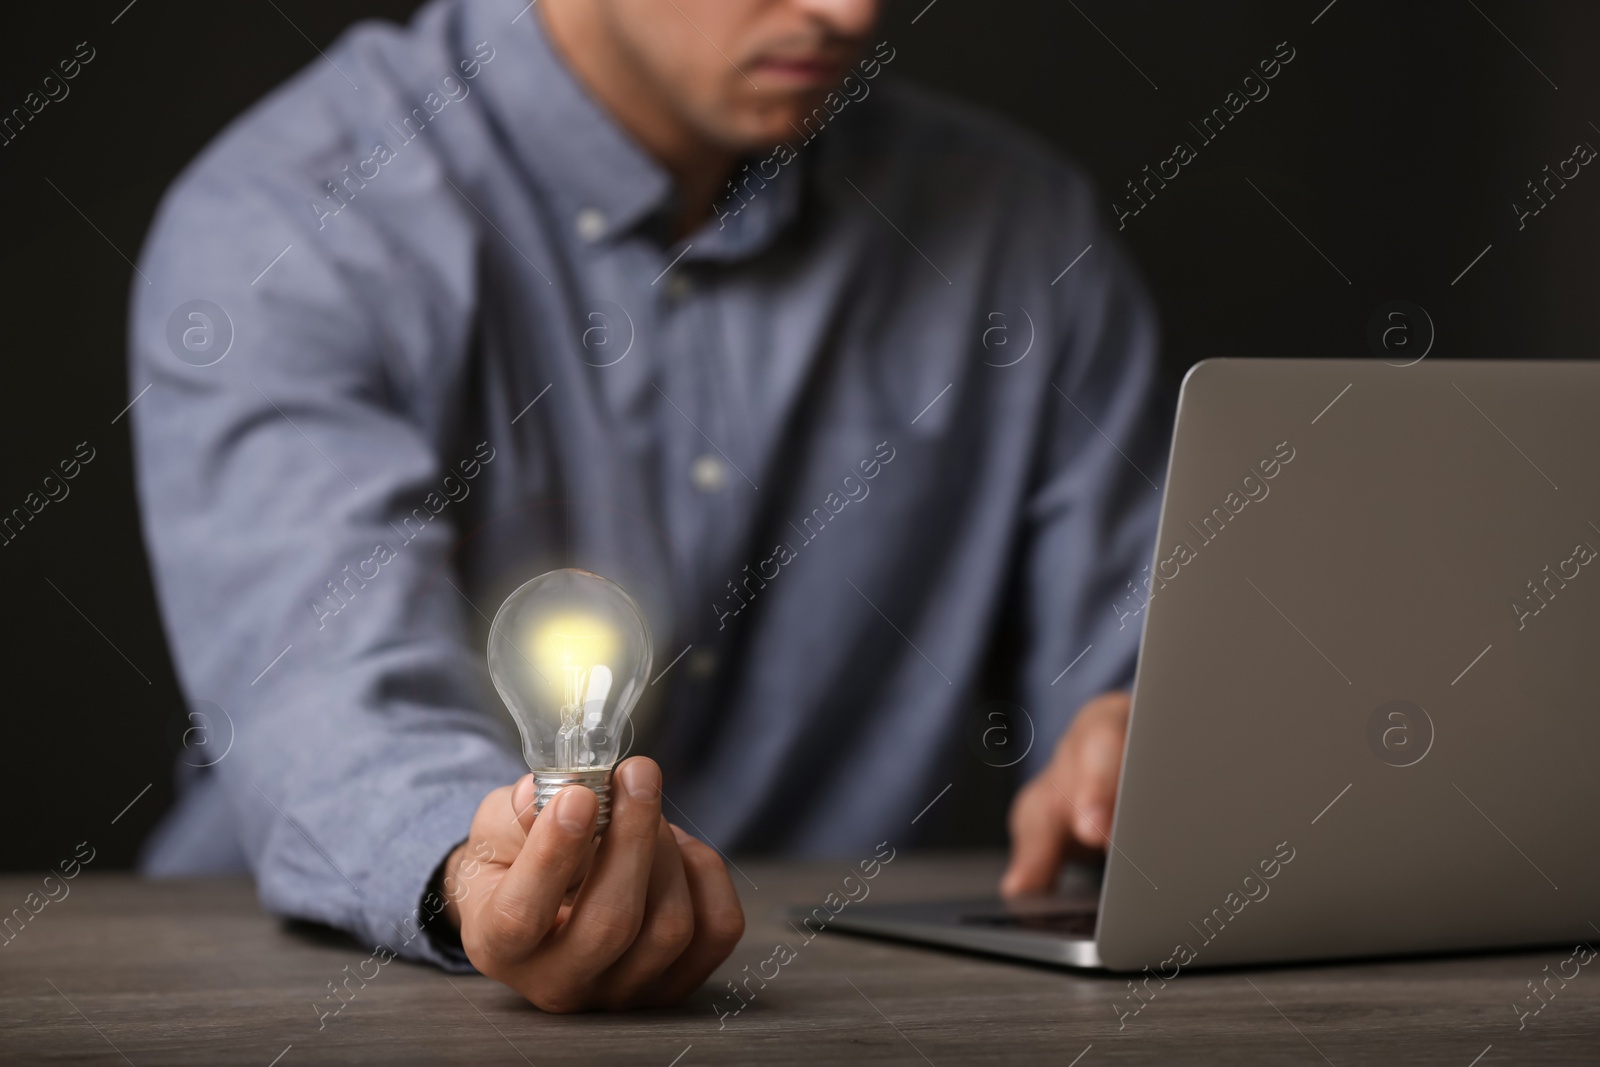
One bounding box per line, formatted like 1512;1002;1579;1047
1;854;1593;1065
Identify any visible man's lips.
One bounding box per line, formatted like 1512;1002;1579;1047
750;56;847;87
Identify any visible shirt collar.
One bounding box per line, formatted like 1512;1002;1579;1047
464;0;804;258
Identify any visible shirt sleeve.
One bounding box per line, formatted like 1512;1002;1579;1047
1016;196;1171;776
128;154;525;968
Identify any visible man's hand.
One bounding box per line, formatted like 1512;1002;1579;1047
441;757;745;1012
1000;691;1131;897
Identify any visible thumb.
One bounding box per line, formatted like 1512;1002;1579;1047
1000;782;1069;897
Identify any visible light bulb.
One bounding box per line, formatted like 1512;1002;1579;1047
487;568;653;831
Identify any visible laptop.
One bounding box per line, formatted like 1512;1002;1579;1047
816;358;1600;971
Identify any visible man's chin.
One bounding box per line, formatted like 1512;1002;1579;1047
718;103;833;153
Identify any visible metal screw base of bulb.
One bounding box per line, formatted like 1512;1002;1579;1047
530;769;612;834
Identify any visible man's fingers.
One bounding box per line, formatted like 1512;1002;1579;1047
1070;703;1130;846
594;819;695;1007
455;772;736;1012
465;782;528;869
644;826;745;1006
510;773;539;833
1001;781;1068;897
556;757;663;972
464;785;597;970
474;775;538;873
1000;691;1132;899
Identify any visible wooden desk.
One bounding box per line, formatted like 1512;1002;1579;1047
1;855;1592;1065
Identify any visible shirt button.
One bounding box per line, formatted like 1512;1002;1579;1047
575;208;607;243
690;454;728;493
687;647;719;679
667;273;694;301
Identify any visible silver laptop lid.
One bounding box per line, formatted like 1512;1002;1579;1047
1098;358;1600;971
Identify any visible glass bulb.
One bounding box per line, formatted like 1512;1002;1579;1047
487;568;653;831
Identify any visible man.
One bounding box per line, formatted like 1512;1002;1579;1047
130;0;1165;1011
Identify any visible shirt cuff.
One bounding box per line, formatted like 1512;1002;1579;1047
356;782;496;972
422;837;473;968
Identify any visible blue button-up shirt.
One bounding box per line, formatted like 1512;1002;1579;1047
129;0;1167;965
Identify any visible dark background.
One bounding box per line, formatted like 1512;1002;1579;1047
2;0;1595;871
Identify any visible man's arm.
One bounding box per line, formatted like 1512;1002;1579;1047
1000;205;1168;894
132;143;745;1006
130;168;525;964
